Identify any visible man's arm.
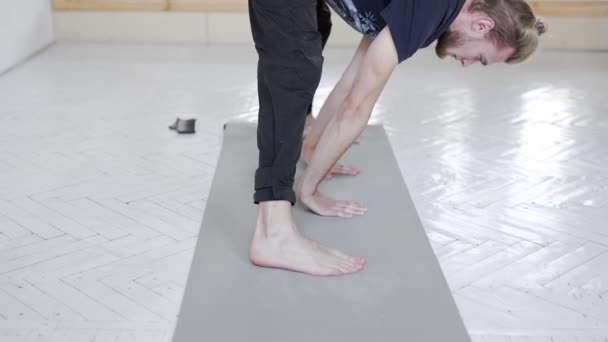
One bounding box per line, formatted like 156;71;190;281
304;37;372;152
301;37;371;178
299;26;399;217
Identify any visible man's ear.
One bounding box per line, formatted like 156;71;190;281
473;17;495;35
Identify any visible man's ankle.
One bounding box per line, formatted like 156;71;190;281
256;200;297;236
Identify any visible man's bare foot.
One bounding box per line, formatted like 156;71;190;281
300;190;368;218
249;201;365;276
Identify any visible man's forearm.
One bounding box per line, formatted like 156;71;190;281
301;114;366;192
304;37;371;153
301;27;397;195
304;87;349;153
300;104;371;194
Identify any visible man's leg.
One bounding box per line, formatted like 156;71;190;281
248;0;365;276
304;0;332;136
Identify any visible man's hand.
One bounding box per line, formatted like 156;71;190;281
300;189;368;218
301;141;360;180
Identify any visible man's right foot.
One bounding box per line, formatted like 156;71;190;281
249;201;365;276
249;231;365;276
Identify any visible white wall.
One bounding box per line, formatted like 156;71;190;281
52;11;361;47
0;0;54;74
53;10;608;50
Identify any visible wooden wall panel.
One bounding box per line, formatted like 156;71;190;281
54;0;169;11
52;0;246;11
53;0;608;16
531;1;608;16
170;0;247;12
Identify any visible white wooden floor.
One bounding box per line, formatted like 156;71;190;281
0;42;607;342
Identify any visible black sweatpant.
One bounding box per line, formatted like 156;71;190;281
307;0;332;115
249;0;325;205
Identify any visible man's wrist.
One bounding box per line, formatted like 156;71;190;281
299;170;321;197
302;136;317;154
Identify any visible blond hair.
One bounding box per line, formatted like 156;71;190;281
469;0;547;63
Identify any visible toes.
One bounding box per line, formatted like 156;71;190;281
327;250;365;270
338;263;357;273
345;256;365;265
333;260;357;273
316;267;343;276
330;266;346;275
329;250;364;266
320;253;365;275
338;259;361;271
342;260;364;273
330;250;356;264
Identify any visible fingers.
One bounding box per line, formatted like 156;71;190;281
301;192;368;218
319;207;352;218
335;201;367;215
325;201;367;218
330;163;360;176
315;203;367;218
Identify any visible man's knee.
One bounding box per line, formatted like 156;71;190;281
262;55;322;97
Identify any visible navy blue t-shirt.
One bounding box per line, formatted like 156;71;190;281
325;0;465;62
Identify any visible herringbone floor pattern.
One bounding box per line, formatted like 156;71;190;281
0;43;606;341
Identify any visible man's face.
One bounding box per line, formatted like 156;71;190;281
436;29;515;67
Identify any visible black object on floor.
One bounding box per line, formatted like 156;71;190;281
169;118;196;134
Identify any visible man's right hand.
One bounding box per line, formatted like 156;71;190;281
299;188;368;218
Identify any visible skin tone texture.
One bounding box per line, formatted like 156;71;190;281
249;0;517;276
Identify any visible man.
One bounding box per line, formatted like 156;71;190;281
248;0;547;276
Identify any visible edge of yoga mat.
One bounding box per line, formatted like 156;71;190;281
172;122;471;342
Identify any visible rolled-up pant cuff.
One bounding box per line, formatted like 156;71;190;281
253;166;297;206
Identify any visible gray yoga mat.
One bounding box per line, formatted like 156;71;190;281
172;122;470;342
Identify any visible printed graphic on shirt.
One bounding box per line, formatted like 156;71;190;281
325;0;381;38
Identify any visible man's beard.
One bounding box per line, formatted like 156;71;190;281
435;30;464;58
